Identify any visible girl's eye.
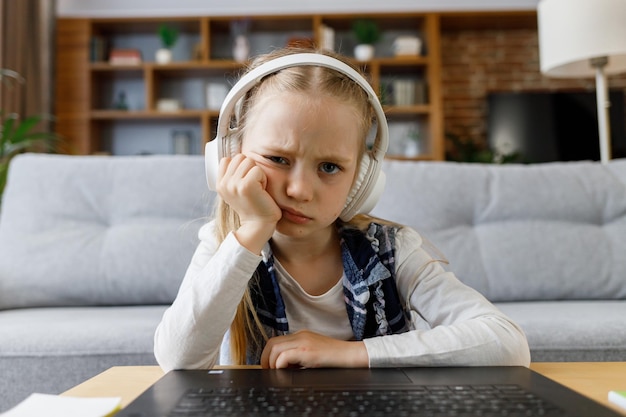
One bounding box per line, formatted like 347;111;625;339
320;162;340;174
266;156;288;165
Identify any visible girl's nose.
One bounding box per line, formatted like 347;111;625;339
286;167;314;201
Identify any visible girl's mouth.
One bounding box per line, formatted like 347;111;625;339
281;208;311;224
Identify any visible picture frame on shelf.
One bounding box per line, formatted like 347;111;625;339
171;130;194;154
206;83;228;111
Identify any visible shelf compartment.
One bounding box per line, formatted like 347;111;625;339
150;65;242;111
385;114;431;159
90;109;206;119
320;14;428;59
380;66;428;107
95;118;203;156
90;68;146;112
208;16;315;60
384;104;431;114
91;17;203;64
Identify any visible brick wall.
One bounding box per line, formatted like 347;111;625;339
440;28;626;159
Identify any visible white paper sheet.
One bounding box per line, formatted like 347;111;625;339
0;393;121;417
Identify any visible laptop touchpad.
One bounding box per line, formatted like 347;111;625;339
292;369;412;386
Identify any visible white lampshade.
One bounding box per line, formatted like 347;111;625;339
538;0;626;77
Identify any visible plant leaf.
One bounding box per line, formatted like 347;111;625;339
9;115;42;143
3;137;54;157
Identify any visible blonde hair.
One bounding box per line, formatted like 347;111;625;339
213;47;379;363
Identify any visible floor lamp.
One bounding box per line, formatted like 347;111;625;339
537;0;626;164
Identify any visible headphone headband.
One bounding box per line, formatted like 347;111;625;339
215;53;388;161
205;52;388;220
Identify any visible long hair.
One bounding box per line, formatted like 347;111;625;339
213;47;377;363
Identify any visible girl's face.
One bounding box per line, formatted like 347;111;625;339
241;91;362;238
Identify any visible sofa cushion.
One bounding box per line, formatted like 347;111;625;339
0;154;211;309
496;301;626;361
372;159;626;302
0;306;166;410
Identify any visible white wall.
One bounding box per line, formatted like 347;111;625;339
57;0;539;17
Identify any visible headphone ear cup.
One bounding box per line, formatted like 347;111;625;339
345;154;371;209
204;134;242;191
340;153;385;221
359;168;385;218
205;140;219;191
226;135;241;158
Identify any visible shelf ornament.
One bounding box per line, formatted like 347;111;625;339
156;24;179;64
352;19;380;61
230;18;251;63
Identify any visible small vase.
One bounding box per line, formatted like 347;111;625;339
233;35;250;63
404;140;420;158
155;48;172;64
354;44;375;61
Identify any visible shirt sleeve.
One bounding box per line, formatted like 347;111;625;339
363;226;531;367
153;221;262;371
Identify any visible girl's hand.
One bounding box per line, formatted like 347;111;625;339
217;154;282;253
260;330;369;369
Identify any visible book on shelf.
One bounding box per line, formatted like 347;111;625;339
89;36;108;62
392;79;427;106
318;24;335;52
108;48;142;65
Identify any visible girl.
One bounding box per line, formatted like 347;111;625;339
154;47;530;370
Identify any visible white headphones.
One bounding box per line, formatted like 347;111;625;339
205;52;388;221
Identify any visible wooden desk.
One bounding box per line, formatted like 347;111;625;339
63;363;626;415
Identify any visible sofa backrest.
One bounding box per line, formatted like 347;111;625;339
372;159;626;302
3;154;626;308
0;154;211;309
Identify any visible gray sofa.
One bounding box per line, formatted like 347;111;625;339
1;153;625;411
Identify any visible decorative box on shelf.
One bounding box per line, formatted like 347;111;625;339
109;48;142;65
393;36;422;57
156;99;182;112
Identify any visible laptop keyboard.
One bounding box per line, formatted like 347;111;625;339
168;384;565;416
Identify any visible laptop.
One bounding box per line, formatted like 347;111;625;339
115;367;622;417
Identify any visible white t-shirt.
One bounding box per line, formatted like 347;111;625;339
154;221;530;370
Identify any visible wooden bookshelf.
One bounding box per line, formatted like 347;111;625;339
55;13;445;159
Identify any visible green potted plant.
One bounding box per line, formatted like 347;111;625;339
352;19;381;61
1;69;59;204
156;24;179;64
445;132;522;164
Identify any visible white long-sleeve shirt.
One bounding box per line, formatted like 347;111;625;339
154;222;531;371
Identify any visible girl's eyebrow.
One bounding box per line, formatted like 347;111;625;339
319;154;353;164
260;146;354;164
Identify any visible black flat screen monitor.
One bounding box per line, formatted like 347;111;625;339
487;90;626;163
